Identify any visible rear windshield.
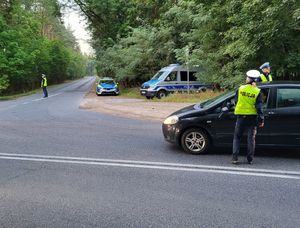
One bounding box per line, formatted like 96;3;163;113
99;80;115;84
199;90;235;108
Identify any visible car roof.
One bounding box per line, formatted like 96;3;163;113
99;77;114;81
257;81;300;89
160;64;200;72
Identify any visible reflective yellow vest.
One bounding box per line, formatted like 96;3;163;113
260;74;272;82
41;77;47;87
234;84;260;115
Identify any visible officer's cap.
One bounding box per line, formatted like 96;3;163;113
259;62;270;70
246;70;260;79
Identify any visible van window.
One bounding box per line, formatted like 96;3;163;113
180;71;197;81
151;71;166;80
165;71;177;81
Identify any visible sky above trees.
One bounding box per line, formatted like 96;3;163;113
61;4;93;55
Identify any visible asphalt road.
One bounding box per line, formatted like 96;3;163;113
0;77;299;228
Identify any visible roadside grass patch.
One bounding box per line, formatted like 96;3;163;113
120;87;141;98
120;87;224;103
159;90;223;103
0;79;80;101
0;90;38;101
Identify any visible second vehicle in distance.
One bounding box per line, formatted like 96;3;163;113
96;77;120;96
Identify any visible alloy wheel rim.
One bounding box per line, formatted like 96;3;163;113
185;131;205;152
159;92;166;98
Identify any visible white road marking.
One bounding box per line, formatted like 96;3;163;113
0;153;299;180
48;92;63;98
22;102;30;105
30;93;63;102
32;98;45;102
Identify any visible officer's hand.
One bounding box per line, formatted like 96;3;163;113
259;122;264;128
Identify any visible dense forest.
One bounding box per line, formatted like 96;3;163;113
73;0;300;88
0;0;88;95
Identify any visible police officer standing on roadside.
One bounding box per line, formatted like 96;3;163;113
41;74;48;98
259;62;273;82
232;70;264;165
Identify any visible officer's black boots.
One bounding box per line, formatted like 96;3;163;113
247;156;253;165
231;155;238;164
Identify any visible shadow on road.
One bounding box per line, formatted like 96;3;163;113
167;144;300;159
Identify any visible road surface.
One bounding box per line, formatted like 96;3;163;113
0;77;299;227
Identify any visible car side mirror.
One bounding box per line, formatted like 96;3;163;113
218;107;229;118
221;106;229;112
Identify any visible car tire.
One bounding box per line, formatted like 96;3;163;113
146;96;151;99
156;90;167;99
181;128;210;154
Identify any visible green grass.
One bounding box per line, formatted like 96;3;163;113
0;89;39;101
0;79;81;101
120;87;224;103
120;87;141;98
159;90;223;103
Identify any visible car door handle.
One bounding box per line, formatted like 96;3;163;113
268;111;275;115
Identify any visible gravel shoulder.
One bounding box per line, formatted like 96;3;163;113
79;89;193;122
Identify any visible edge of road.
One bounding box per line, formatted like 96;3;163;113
79;79;193;122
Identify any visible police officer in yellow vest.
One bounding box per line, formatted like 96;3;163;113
232;70;264;164
259;62;273;82
41;74;48;98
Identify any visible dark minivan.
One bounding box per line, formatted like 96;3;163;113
162;82;300;154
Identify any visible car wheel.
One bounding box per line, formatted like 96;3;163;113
156;90;167;99
146;96;151;99
181;128;210;154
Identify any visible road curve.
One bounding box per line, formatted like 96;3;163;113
0;77;299;228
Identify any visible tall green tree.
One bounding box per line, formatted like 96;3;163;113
73;0;300;87
0;0;88;95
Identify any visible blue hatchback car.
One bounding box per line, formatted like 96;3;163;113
96;77;119;96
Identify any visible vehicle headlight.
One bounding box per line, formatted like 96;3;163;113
163;115;179;125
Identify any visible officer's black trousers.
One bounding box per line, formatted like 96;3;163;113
232;115;257;160
42;87;48;97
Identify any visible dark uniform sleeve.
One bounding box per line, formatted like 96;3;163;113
255;92;264;124
234;89;238;104
257;76;262;82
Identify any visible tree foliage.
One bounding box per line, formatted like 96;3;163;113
0;0;88;95
74;0;300;88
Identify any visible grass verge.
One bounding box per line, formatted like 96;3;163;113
0;90;39;101
120;87;224;103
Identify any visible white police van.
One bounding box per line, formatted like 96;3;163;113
140;64;209;99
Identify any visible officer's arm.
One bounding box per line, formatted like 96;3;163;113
234;90;238;104
256;92;264;125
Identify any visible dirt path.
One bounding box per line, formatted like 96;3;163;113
80;89;193;122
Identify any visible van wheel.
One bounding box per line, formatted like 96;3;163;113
181;128;210;154
156;90;167;99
